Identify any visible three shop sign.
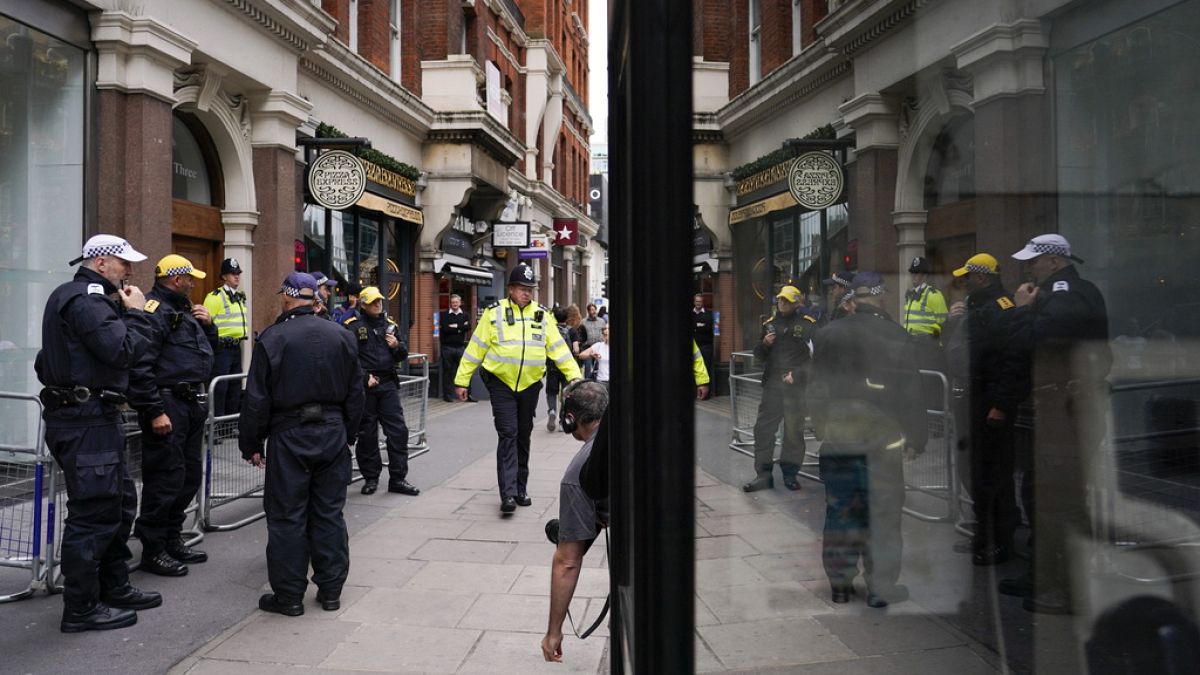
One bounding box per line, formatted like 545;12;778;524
308;150;366;210
787;152;844;210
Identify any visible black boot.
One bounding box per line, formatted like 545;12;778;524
361;480;378;495
259;593;304;617
316;589;341;611
742;474;774;492
166;538;208;564
387;480;420;496
61;603;138;633
101;584;163;610
140;550;188;577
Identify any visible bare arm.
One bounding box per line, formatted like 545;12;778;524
542;539;589;662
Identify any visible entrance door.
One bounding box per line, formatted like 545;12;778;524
171;197;223;304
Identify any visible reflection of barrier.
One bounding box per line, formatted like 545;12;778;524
351;353;431;482
1094;378;1200;585
727;360;961;521
0;392;55;603
201;373;261;532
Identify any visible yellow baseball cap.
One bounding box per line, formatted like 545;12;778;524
776;286;803;303
359;286;384;305
952;253;999;277
155;254;206;279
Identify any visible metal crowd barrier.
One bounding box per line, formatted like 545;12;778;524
201;373;261;532
725;359;961;521
0;392;56;603
351;353;431;482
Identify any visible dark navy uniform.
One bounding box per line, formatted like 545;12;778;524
240;305;364;604
35;267;152;616
943;279;1029;562
1009;264;1110;608
343;308;411;489
809;298;927;604
129;284;216;564
439;307;469;400
748;307;818;486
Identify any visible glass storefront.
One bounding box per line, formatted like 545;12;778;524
0;13;86;445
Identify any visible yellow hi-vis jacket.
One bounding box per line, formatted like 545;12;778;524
203;286;248;340
902;284;948;338
693;340;710;386
455;298;581;391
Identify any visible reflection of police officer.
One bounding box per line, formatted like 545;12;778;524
36;234;161;633
343;286;418;496
1003;234;1110;615
692;294;715;396
439;294;470;402
743;286;818;493
809;272;927;608
203;258;248;419
454;264;581;513
819;271;855;325
943;254;1028;566
129;255;216;577
240;273;364;616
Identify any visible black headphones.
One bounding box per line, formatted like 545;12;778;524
560;380;583;434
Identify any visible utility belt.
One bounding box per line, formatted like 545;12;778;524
218;336;247;348
367;369;398;383
271;403;343;433
39;386;127;412
159;382;208;404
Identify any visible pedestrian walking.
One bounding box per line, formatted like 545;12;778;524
943;253;1029;566
1001;234;1110;614
578;304;605;379
808;272;927;608
203;257;248;421
545;307;573;431
454;263;581;513
36;234;162;633
240;272;364;617
129;254;216;577
692;294;715;397
342;286;419;496
439;294;470;402
577;325;611;385
743;286;818;493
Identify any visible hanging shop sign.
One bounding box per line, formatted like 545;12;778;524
787;152;844;210
519;235;551;259
492;221;531;247
308;150;366;210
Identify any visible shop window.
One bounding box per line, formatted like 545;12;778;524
171;114;222;206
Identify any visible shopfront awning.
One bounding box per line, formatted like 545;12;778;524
356;192;424;224
442;263;495;286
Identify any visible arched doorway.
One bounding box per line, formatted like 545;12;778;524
170;112;224;303
922;114;976;283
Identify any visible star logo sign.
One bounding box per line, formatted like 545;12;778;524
556;224;572;241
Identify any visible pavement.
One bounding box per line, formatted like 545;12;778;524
3;394;1068;673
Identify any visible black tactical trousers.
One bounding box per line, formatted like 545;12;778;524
440;345;464;398
264;418;351;602
483;371;541;499
752;380;808;477
967;402;1017;549
44;402;137;610
136;394;206;553
354;382;409;485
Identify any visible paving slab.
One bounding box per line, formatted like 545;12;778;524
344;557;427;589
695;534;760;560
206;615;362;666
814;613;965;656
411;538;517;563
696;580;833;624
458;592;550;633
339;587;478;628
509;565;611;598
321;624;481;673
696;617;856;670
403;560;524;594
457;630;606;674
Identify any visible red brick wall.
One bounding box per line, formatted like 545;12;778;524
401;0;421;93
322;0;350;44
799;0;827;49
412;271;438;361
251;147;302;335
760;0;792;74
729;0;749;97
358;0;391;72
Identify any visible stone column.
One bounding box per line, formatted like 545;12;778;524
839;93;902;307
953;20;1051;291
91;11;195;286
248;90;310;334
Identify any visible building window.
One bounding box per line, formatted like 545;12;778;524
390;0;401;81
349;0;359;53
749;0;762;85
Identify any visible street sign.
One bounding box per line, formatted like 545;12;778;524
492;221;530;247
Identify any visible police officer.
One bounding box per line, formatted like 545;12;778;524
203;258;248;421
692;294;715;396
902;256;949;338
439;293;470;402
454;264;582;513
129;254;216;576
819;271;855;324
343;286;419;496
311;271;338;320
240;273;364;616
1003;234;1110;615
943;253;1028;566
743;286;818;493
808;272;927;607
36;235;162;632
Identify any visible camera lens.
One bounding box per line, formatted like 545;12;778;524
544;518;560;544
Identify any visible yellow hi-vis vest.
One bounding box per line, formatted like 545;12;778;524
203;287;248;340
693;340;710;386
455;298;581;391
902;284;948;337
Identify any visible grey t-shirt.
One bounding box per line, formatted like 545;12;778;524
558;433;604;543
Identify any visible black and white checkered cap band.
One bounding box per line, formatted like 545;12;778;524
281;285;314;298
83;243;131;258
831;273;852;287
162;265;194;276
1028;242;1070;257
853;285;886;296
966;263;996;274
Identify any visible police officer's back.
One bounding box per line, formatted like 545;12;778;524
36;234;162;633
240;272;364;616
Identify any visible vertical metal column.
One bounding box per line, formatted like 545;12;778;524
608;0;694;672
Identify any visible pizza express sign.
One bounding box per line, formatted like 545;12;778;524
308;150;366;210
787;152;844;210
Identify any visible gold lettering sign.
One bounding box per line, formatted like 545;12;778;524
728;191;798;225
356;192;425;224
363;161;417;198
735;161;791;197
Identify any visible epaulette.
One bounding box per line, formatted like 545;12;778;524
144;299;160;313
342;316;358;325
803;314;817;323
485;301;501;310
386;316;399;325
762;314;777;326
996;297;1015;310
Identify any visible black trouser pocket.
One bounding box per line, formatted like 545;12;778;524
74;451;121;500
